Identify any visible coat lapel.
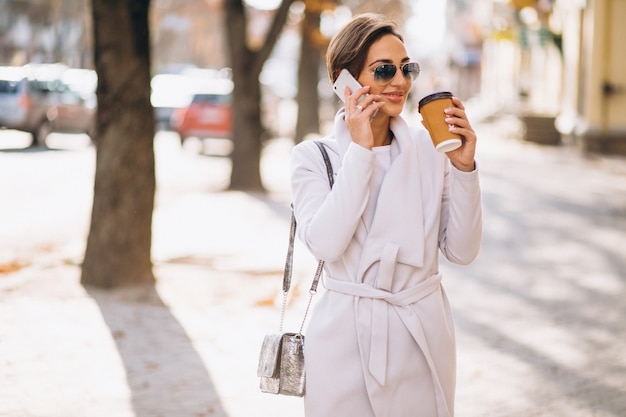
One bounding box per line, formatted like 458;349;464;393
333;110;426;275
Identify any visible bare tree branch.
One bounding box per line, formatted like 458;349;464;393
253;0;297;73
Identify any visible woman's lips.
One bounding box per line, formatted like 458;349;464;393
382;92;404;103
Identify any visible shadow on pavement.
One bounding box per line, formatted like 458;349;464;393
248;191;292;221
444;128;626;416
0;145;66;153
86;284;229;417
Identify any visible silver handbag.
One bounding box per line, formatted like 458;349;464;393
258;332;306;396
257;141;333;397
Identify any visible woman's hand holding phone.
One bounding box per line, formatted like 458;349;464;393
333;69;380;120
333;69;384;149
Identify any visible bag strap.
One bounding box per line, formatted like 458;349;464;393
314;140;335;188
279;140;334;333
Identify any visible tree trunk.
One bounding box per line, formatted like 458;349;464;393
223;0;296;191
295;6;321;143
81;0;156;288
230;59;265;190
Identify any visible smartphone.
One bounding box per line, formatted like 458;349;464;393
333;69;366;104
332;69;377;119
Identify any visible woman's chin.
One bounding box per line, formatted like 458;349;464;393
379;104;405;118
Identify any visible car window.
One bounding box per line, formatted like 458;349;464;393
0;80;20;94
192;94;231;105
28;79;63;94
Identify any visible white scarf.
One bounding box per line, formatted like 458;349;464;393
332;109;426;272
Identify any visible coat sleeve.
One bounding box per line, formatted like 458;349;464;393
438;161;483;265
290;140;374;262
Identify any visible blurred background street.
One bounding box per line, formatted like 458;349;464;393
1;0;626;416
0;116;625;416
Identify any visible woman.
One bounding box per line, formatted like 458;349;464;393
290;13;482;417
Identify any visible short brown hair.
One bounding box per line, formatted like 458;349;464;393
326;13;403;84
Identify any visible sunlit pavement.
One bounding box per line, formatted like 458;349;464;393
0;120;625;417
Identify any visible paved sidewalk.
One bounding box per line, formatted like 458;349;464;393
1;124;625;417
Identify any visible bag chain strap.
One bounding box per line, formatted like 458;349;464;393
279;140;334;335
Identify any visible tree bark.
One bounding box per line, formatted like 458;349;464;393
81;0;156;288
295;5;321;143
223;0;296;191
230;55;264;191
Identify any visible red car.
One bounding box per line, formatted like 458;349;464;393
171;86;233;145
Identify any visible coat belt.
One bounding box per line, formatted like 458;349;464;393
323;245;442;387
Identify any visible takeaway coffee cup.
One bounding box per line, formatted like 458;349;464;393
418;91;462;152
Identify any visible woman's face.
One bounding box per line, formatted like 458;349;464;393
357;33;412;117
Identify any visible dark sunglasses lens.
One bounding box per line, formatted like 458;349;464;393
402;63;420;81
374;63;420;83
374;65;397;82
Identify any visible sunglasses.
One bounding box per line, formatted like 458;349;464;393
371;62;420;84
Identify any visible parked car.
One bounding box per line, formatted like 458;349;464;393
151;73;195;130
0;64;96;147
54;68;97;137
170;79;233;145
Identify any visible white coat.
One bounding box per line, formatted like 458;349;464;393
290;109;482;417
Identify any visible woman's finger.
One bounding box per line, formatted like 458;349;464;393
451;96;465;111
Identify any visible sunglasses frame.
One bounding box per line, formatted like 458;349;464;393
371;62;420;84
